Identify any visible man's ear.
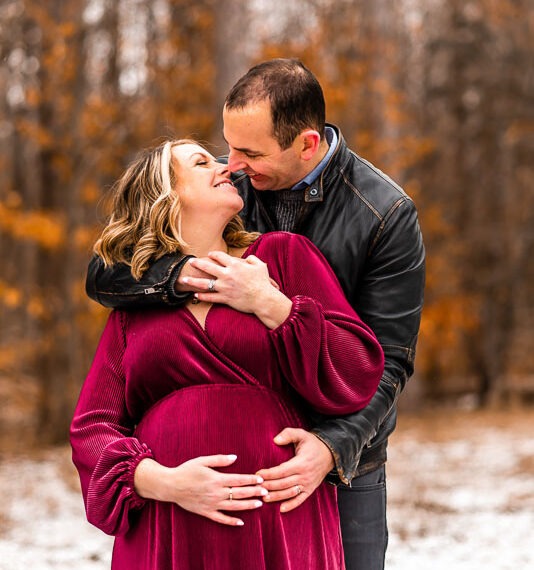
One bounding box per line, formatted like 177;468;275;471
299;130;321;160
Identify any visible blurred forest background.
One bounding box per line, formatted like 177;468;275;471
0;0;532;447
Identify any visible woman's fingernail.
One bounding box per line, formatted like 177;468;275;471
181;277;189;284
256;476;264;484
236;520;244;526
260;488;268;496
254;501;263;508
227;454;237;461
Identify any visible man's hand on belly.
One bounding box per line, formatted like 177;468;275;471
255;428;335;512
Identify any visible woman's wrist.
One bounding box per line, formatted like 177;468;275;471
134;457;168;501
254;289;293;329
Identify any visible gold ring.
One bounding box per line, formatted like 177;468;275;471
228;487;233;501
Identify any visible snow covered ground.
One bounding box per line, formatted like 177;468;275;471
385;409;534;570
0;408;532;569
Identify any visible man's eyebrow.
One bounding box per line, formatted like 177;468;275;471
222;136;262;155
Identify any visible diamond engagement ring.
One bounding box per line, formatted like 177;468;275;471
207;279;216;292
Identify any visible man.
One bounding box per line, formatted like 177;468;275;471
87;58;425;569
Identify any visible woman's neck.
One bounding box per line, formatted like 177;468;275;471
179;222;228;258
182;238;228;258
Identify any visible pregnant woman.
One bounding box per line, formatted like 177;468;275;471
70;139;384;569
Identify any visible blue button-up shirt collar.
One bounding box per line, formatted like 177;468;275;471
291;126;338;191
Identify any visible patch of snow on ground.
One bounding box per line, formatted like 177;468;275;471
0;453;112;569
385;412;534;570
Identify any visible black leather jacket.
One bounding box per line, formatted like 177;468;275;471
86;125;425;484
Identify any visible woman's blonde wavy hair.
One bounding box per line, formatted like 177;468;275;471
94;139;260;279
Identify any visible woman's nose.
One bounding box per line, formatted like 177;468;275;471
216;162;230;176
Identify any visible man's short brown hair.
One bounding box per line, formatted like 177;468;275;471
225;58;326;150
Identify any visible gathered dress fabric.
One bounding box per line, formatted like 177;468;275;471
70;232;384;570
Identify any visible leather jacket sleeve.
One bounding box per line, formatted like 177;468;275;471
311;198;425;484
86;253;194;309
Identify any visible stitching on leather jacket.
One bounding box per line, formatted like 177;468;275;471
382;343;413;352
342;172;383;220
369;197;408;254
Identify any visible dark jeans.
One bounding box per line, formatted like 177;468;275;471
337;465;388;570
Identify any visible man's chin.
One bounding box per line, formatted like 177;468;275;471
249;177;270;191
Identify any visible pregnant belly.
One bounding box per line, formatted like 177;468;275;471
134;384;305;473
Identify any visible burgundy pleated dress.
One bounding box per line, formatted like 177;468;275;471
70;232;384;570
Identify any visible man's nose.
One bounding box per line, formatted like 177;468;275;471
227;149;246;173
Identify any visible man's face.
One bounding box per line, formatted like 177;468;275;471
222;100;306;191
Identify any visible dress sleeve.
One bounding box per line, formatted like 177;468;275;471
70;310;153;536
267;233;384;415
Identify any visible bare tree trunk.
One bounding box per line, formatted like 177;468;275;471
212;0;252;147
416;0;534;404
33;0;89;443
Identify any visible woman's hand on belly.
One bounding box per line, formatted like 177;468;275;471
134;454;268;526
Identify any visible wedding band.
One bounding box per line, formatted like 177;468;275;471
295;485;302;495
208;279;216;292
228;487;233;501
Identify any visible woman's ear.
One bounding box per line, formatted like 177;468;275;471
299;130;321;161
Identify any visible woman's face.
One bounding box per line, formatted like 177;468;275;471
171;143;243;217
